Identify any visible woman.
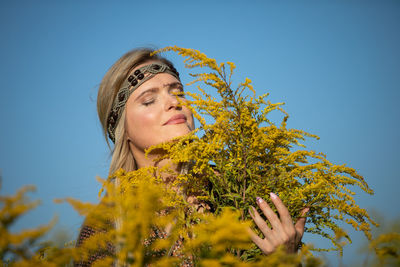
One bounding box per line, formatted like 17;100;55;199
76;48;308;266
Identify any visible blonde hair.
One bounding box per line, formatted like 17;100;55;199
97;48;176;176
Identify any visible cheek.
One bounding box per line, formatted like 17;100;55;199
125;107;159;142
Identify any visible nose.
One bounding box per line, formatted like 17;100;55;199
165;92;181;111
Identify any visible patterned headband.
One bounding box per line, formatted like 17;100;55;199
107;62;180;143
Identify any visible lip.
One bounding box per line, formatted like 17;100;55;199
163;114;187;125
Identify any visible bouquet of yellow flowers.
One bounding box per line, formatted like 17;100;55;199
149;46;377;255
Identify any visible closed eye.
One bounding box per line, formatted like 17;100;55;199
170;87;185;98
142;98;155;106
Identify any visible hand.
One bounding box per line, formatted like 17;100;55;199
248;193;309;255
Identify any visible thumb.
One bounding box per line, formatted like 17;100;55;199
294;207;309;237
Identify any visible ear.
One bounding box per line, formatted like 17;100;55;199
189;114;195;131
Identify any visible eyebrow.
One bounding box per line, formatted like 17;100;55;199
134;82;183;102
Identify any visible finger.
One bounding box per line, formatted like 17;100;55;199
294;207;309;238
269;192;293;229
246;227;265;248
165;222;173;236
247;227;274;255
249;206;272;238
256;197;283;232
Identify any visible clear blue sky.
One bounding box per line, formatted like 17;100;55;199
0;0;399;265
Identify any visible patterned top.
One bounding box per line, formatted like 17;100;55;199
73;197;211;267
74;224;115;267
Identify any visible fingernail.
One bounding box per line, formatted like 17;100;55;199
256;197;263;204
270;192;278;199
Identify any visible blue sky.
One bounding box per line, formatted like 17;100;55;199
0;0;399;265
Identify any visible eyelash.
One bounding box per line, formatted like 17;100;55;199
173;88;185;97
141;88;185;106
143;99;155;106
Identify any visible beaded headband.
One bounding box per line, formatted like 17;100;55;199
107;62;180;143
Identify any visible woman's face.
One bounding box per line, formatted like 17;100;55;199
124;63;195;154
